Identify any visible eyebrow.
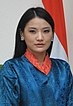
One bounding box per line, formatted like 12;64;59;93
28;27;37;29
42;27;51;29
28;27;50;29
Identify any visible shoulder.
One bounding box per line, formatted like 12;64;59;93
0;55;29;76
1;55;25;68
50;58;72;77
51;58;70;68
0;56;23;76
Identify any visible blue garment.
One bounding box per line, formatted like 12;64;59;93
0;55;73;106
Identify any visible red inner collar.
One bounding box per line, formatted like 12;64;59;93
24;49;52;75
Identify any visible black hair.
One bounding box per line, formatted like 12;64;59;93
13;7;54;58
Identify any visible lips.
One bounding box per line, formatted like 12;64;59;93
35;43;45;47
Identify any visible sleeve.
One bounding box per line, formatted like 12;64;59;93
66;63;73;106
67;83;73;106
67;73;73;106
0;61;20;106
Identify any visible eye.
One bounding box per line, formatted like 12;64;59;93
29;30;36;34
43;29;50;33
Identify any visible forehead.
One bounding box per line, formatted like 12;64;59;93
25;17;51;28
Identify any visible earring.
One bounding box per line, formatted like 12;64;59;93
51;39;54;42
51;37;54;42
51;35;54;41
20;29;24;41
21;35;24;41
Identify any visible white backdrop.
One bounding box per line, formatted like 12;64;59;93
63;0;73;74
0;0;73;73
0;0;43;63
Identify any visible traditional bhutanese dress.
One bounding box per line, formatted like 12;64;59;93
0;49;73;106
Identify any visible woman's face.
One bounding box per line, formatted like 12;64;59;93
22;17;53;54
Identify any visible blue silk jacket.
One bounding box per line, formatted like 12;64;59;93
0;55;73;106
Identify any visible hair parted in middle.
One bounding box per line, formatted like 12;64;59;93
13;7;54;58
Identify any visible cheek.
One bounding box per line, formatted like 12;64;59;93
24;36;34;45
46;34;53;41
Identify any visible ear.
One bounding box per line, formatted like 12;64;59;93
51;37;54;41
51;36;54;42
20;31;24;41
51;33;54;41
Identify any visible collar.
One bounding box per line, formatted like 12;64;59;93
24;49;52;75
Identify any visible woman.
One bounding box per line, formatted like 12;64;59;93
0;7;73;106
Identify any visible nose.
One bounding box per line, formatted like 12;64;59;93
36;32;44;41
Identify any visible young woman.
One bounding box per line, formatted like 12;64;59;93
0;7;73;106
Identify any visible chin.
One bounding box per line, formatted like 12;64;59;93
33;49;47;53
